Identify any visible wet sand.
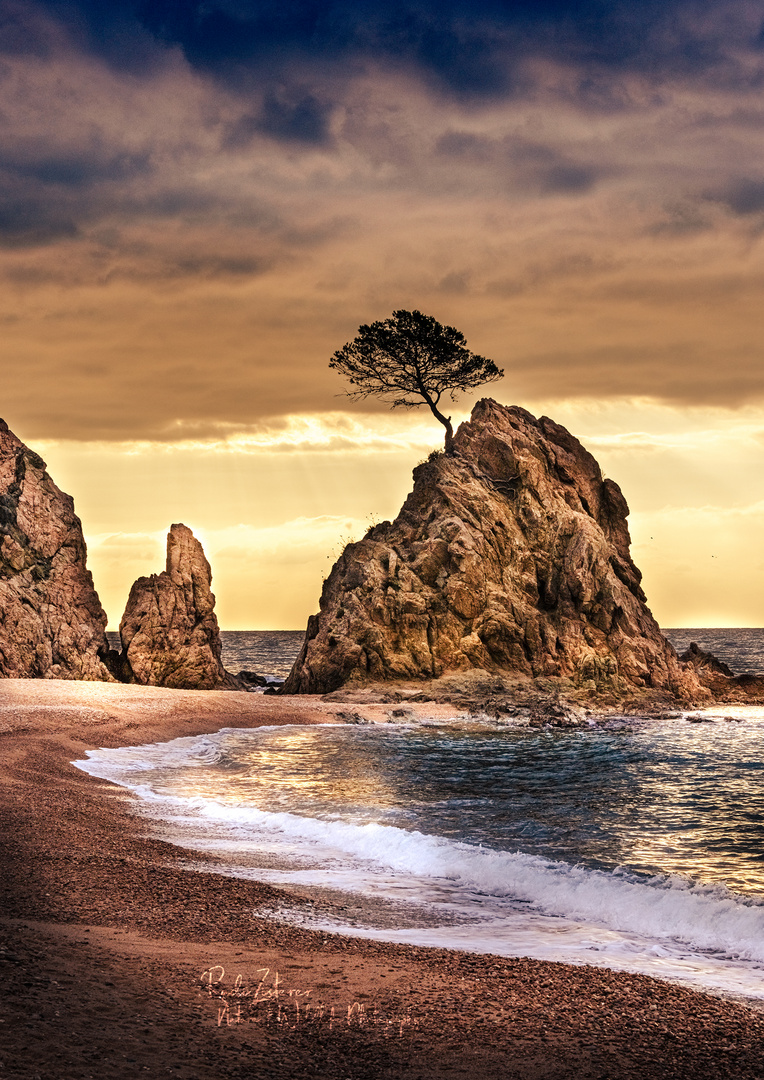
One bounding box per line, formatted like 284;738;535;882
2;678;764;1080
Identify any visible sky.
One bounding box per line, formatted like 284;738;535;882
2;0;764;630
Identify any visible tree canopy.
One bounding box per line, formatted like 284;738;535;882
329;309;503;453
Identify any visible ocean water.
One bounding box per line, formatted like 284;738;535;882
107;629;304;680
663;628;764;676
219;630;305;679
76;629;764;1003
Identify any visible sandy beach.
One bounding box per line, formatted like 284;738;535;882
2;680;764;1080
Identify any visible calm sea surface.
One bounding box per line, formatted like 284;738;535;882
219;630;304;679
79;628;764;1002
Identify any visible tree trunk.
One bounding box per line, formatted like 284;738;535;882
444;419;455;455
428;402;455;454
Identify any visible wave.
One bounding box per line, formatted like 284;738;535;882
77;729;273;774
209;810;764;962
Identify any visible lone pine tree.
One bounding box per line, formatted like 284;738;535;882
329;309;503;453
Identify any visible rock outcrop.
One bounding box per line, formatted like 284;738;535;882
119;524;236;689
0;419;112;680
681;642;764;701
284;400;704;704
680;642;734;679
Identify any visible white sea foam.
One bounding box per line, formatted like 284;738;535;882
76;727;280;775
164;803;764;958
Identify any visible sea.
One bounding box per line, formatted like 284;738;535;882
76;628;764;1004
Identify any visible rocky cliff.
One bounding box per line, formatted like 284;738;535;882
119;523;236;689
0;419;112;680
284;400;703;703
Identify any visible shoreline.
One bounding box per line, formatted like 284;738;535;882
2;680;764;1078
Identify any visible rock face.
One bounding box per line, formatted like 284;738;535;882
0;419;112;680
284;400;703;702
119;524;235;689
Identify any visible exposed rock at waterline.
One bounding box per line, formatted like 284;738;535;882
236;670;286;693
119;524;236;689
0;419;112;680
680;642;734;678
237;670;270;688
284;400;705;704
681;641;764;701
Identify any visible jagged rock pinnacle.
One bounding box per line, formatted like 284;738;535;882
119;523;236;689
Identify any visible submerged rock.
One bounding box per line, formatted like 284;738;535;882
284;400;704;704
527;699;588;728
237;670;269;688
0;419;112;680
119;523;236;689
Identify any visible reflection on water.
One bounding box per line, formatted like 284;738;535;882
141;725;403;824
219;631;304;678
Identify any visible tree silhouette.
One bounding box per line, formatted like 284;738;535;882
329;309;503;454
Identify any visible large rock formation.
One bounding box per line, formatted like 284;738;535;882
119;523;236;689
284;400;704;703
0;419;112;680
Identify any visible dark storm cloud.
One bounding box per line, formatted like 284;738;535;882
0;0;51;56
0;0;165;70
135;0;764;94
0;143;154;248
7;150;152;189
0;166;78;247
717;178;764;215
21;0;764;101
0;200;78;246
256;89;333;143
3;0;764;440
